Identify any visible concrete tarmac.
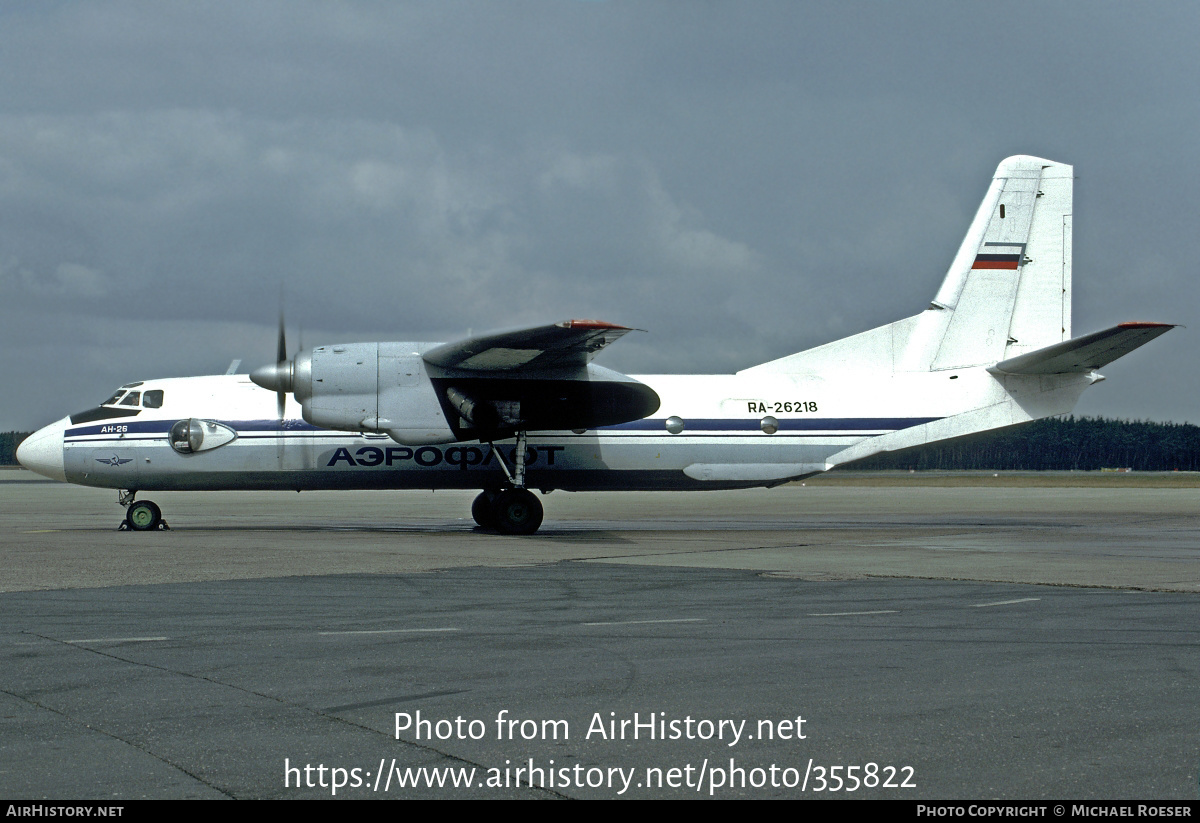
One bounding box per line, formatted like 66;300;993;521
1;471;1198;799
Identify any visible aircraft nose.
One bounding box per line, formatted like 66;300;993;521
16;418;68;482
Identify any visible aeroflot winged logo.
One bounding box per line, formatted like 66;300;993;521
95;454;133;467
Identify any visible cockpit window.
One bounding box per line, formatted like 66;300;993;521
143;390;164;409
119;391;141;407
102;390;125;406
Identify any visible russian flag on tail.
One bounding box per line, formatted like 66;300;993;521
971;253;1021;270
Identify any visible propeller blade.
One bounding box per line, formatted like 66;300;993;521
276;311;287;419
250;302;299;422
276;311;288;364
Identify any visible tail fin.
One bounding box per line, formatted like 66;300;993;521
922;155;1073;370
741;155;1074;376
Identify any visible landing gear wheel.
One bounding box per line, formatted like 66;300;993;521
471;491;497;529
491;489;543;536
125;500;162;531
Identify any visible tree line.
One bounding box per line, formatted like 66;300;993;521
1;432;28;466
849;416;1200;471
3;416;1199;470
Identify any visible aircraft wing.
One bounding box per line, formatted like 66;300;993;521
423;319;637;372
989;322;1176;375
419;319;658;437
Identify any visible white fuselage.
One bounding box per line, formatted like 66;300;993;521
19;365;1092;493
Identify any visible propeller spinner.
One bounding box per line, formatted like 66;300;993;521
249;313;294;418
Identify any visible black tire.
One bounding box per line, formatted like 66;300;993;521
126;500;162;531
471;491;497;529
491;489;543;536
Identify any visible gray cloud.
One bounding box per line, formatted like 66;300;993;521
1;1;1195;429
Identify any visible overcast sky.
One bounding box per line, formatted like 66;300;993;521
2;1;1196;430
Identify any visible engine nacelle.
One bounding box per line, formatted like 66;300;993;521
262;340;660;446
291;342;458;445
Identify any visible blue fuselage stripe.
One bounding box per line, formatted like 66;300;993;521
66;416;939;440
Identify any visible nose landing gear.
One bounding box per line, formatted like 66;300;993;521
117;489;170;531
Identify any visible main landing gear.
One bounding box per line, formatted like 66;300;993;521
117;489;170;531
471;488;543;535
471;433;545;535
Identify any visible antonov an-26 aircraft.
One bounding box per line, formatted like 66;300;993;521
18;156;1174;534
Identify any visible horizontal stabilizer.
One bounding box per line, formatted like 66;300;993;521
989;323;1175;376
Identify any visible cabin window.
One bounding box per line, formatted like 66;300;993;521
102;390;125;406
143;390;164;409
119;391;141;407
